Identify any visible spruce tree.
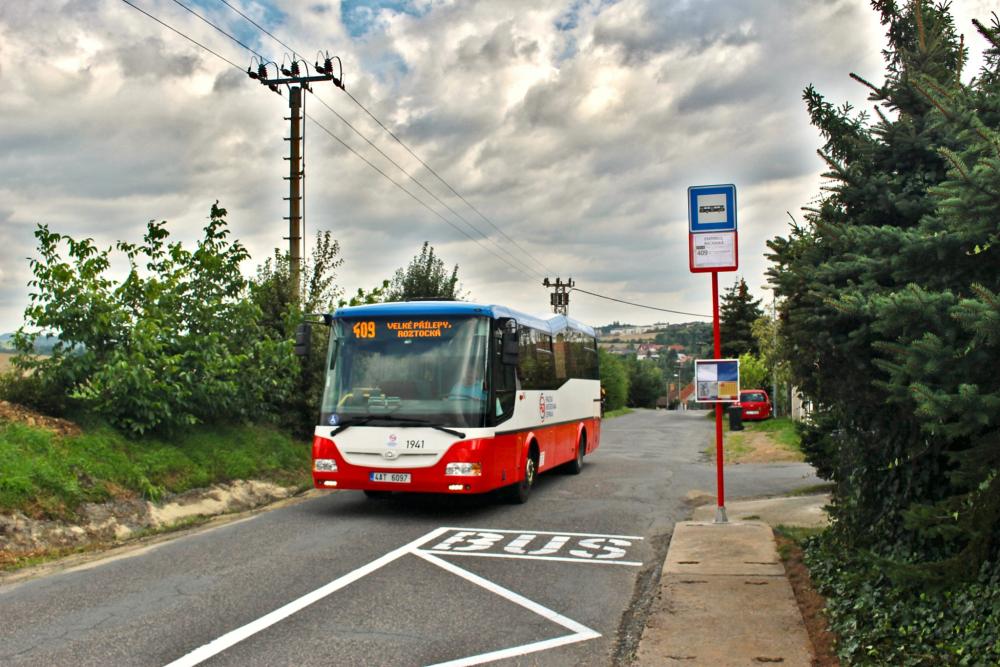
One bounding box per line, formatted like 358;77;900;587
719;278;763;357
767;1;1000;578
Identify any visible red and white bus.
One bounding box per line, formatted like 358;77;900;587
310;301;601;503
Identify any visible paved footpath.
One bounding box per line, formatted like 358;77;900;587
635;494;831;666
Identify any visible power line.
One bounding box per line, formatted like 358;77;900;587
305;116;533;276
340;88;553;276
215;0;299;58
213;0;552;279
172;0;542;279
119;0;242;69
124;1;698;317
168;0;263;59
118;0;535;280
571;287;712;319
307;94;545;279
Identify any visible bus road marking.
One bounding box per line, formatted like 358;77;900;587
419;551;642;566
420;527;644;566
165;525;639;667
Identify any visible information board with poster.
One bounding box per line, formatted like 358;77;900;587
695;359;740;403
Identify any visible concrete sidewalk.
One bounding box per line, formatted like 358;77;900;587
634;495;830;666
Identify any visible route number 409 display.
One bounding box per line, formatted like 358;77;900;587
352;321;376;339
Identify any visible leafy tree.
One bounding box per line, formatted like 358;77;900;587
750;315;792;414
598;349;628;410
385;242;463;301
767;0;1000;586
626;358;663;408
719;278;763;357
14;203;295;434
250;230;344;434
340;280;391;307
737;352;768;392
252;231;344;334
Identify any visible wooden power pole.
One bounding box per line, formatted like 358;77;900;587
248;54;344;304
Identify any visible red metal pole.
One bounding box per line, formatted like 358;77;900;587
712;271;726;518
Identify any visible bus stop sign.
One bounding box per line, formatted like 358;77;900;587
688;184;738;273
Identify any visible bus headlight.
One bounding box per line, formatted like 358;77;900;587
314;458;338;472
445;462;482;476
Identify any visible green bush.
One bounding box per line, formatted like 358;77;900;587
806;532;1000;665
12;204;297;435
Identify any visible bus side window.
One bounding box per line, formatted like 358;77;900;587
493;328;516;423
553;333;568;383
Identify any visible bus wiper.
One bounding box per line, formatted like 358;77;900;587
330;416;377;437
330;416;465;439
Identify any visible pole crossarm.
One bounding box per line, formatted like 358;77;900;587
257;74;342;86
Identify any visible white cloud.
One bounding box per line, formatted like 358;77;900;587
0;0;992;332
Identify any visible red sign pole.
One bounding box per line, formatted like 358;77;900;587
711;271;727;523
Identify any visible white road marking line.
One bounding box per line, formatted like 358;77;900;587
426;634;598;667
438;526;643;540
415;551;600;667
165;525;622;667
419;550;643;567
162;527;450;667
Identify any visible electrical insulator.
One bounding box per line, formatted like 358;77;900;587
291;61;300;76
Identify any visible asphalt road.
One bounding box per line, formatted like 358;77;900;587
0;410;822;667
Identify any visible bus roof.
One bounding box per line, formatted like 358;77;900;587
330;301;596;337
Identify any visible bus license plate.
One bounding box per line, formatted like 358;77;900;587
370;472;411;483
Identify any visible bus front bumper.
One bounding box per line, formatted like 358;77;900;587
311;435;503;494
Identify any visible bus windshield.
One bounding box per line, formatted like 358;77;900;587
320;315;490;429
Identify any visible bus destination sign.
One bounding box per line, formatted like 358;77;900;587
350;319;456;340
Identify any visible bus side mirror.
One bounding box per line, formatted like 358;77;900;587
294;322;312;357
501;331;519;366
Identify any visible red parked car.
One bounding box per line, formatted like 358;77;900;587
737;389;772;421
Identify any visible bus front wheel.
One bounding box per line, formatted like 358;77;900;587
504;448;537;504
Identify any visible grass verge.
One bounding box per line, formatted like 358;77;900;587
744;417;801;450
703;432;753;461
0;420;311;520
603;407;634;419
703;416;804;463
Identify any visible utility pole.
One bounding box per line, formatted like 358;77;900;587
248;53;344;304
543;277;574;315
286;86;302;303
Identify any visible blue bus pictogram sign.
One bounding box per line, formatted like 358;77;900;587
688;184;737;233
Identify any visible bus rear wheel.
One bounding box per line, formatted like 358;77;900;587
566;432;586;475
503;449;537;504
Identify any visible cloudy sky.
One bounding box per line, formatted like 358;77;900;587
0;0;994;332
